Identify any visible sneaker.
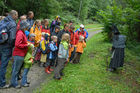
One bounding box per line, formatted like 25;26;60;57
22;84;29;87
53;76;62;80
60;73;64;76
14;85;21;89
27;81;30;84
0;84;11;89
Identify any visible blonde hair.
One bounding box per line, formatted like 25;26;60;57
44;19;49;23
61;33;70;43
52;36;57;41
34;19;41;26
79;35;85;41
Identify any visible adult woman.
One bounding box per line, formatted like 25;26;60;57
11;20;29;88
109;25;126;72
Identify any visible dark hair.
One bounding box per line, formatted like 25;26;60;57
64;23;69;28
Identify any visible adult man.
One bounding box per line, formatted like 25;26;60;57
27;11;34;31
58;23;71;45
75;24;88;44
0;10;18;88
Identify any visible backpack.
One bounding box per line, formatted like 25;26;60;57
0;20;9;44
40;41;51;54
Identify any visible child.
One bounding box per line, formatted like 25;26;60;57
21;43;34;87
28;33;36;45
54;33;70;80
40;34;50;67
69;25;76;62
45;36;58;74
71;35;86;64
41;19;50;35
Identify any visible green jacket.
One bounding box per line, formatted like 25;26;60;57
24;44;34;68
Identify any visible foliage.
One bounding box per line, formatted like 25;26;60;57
97;0;140;41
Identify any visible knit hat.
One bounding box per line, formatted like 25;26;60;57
30;33;36;37
20;20;29;30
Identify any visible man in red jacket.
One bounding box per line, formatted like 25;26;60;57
10;20;29;89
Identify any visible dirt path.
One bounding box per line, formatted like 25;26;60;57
0;28;102;93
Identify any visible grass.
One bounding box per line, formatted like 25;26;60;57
34;33;140;93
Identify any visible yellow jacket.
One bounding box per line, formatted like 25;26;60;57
75;41;86;53
30;25;42;47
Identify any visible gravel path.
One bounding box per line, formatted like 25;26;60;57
0;28;102;93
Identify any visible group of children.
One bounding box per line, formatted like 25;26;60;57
24;19;87;82
0;11;87;88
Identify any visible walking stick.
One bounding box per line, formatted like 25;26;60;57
106;48;112;71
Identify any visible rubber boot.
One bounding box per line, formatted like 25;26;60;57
45;67;51;74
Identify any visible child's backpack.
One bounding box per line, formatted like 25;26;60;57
0;20;9;44
40;41;51;54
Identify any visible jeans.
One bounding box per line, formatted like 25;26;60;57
11;56;24;87
0;48;12;87
21;68;29;85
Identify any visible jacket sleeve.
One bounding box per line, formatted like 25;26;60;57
50;43;57;51
8;25;17;47
85;30;88;39
73;33;76;45
82;42;86;48
15;33;28;48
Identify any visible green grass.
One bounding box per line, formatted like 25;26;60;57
34;33;140;93
60;23;103;31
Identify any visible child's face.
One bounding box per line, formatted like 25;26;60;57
37;22;41;27
30;36;35;41
42;34;45;38
53;38;57;43
47;36;50;41
65;26;69;31
45;21;49;26
55;28;60;32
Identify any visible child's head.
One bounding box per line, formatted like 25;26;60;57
64;23;69;31
42;32;46;38
28;11;34;19
52;36;57;43
44;19;49;26
55;26;60;33
29;33;35;41
20;15;27;21
45;33;50;41
79;35;85;42
61;33;70;43
70;25;75;31
34;20;41;27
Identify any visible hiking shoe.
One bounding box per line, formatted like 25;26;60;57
22;84;29;87
0;84;11;89
14;85;21;89
53;76;62;80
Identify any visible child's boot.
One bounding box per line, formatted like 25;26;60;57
49;66;54;72
45;67;51;74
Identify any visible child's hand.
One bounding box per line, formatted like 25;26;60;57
30;58;33;63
